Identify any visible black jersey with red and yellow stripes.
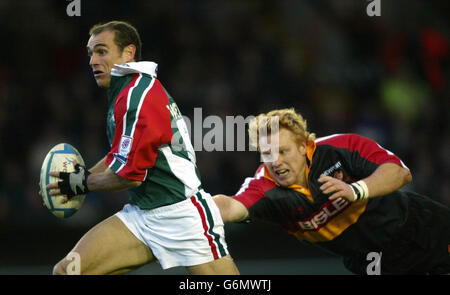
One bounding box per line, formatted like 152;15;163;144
233;134;412;256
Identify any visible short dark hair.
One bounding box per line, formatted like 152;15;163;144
89;21;142;61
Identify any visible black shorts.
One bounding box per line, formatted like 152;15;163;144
344;192;450;274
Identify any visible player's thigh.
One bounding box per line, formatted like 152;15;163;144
54;215;154;274
186;254;240;275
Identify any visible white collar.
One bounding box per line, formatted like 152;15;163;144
111;61;158;78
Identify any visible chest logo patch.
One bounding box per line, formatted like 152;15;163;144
322;161;342;176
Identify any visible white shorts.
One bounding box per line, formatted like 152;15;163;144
115;190;229;269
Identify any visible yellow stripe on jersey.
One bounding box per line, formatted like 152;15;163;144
290;199;368;242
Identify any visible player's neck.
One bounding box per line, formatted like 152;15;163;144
295;169;307;188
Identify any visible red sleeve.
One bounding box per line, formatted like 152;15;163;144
232;165;276;209
105;77;173;181
315;133;408;169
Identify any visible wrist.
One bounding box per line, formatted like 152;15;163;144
84;170;91;193
349;180;369;201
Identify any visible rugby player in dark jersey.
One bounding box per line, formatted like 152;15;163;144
214;108;450;274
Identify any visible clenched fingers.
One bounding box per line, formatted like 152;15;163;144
318;174;355;201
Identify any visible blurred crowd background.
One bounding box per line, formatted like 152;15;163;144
0;0;448;270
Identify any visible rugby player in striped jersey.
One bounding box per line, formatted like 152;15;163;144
214;108;450;274
47;21;239;275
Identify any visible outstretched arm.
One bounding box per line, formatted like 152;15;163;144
213;194;249;223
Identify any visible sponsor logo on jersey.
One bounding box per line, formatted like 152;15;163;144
322;161;342;176
298;197;350;231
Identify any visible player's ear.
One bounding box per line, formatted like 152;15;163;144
298;141;307;156
123;44;137;62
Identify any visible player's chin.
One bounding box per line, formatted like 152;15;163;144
275;178;294;188
95;77;110;88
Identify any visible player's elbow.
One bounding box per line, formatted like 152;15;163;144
213;194;235;223
213;194;248;223
129;180;142;188
213;194;229;221
402;168;413;185
383;163;413;188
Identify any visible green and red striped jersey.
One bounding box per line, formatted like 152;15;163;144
105;62;201;210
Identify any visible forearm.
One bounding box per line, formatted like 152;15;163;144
87;168;142;193
89;156;108;174
322;163;413;202
362;163;412;198
213;194;249;223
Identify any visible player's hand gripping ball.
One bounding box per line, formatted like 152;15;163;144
39;143;87;218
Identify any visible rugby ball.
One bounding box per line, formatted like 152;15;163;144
39;143;86;218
